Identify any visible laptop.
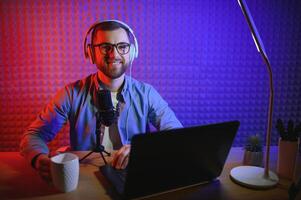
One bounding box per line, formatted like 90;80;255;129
100;121;240;199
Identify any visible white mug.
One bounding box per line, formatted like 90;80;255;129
50;153;79;193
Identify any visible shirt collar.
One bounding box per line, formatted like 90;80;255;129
93;72;131;103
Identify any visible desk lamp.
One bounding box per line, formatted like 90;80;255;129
230;0;279;188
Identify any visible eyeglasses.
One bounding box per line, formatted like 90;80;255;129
93;42;131;55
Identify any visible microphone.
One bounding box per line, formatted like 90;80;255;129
97;90;118;127
80;89;114;163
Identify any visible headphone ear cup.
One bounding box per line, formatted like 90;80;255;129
87;44;95;64
129;44;136;62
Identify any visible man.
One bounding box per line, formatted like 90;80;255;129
20;20;182;183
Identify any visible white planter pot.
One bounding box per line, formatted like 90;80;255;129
243;150;263;166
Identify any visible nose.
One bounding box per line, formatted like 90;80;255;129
108;46;121;59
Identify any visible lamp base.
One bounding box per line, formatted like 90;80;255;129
230;166;279;189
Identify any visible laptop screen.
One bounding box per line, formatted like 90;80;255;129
124;121;240;199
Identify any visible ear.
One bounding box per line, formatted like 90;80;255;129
87;44;95;64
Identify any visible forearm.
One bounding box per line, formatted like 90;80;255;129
147;86;183;130
20;86;71;166
20;132;49;168
157;106;183;130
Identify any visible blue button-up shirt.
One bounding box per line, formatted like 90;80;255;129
20;72;183;163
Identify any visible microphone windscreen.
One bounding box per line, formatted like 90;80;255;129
98;90;113;111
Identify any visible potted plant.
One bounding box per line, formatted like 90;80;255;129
243;134;263;166
276;119;301;179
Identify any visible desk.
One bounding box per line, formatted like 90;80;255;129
0;147;300;200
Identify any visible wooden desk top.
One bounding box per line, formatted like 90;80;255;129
0;147;300;200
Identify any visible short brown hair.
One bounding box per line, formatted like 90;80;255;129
91;21;131;44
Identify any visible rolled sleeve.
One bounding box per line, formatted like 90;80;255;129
147;86;183;130
20;86;72;165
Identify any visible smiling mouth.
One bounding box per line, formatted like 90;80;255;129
107;60;122;65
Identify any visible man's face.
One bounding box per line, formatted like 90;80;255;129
93;28;131;79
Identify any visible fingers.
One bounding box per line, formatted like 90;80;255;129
36;154;52;183
111;145;131;169
120;156;129;169
38;170;52;183
49;150;60;157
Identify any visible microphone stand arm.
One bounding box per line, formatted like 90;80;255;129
80;112;111;164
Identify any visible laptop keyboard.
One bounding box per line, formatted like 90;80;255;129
100;164;127;183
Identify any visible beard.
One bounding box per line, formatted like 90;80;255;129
97;59;129;79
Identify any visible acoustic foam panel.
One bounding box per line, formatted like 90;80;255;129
0;0;300;151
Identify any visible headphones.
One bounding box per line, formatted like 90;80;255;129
83;19;139;64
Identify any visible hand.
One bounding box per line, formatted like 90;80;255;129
111;144;131;169
35;154;52;183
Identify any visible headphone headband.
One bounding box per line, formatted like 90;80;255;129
83;19;139;61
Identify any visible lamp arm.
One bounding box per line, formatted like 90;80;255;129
261;54;274;178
